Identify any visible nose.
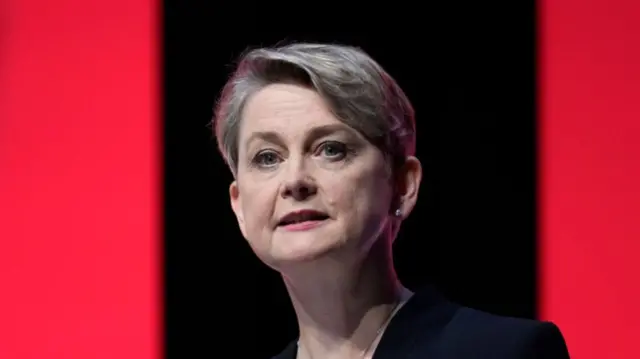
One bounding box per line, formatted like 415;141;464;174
280;156;317;201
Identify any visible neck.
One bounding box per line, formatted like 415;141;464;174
281;238;410;359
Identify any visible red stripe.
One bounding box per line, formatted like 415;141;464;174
0;1;160;358
539;0;640;357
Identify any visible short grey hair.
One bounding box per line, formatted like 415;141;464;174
212;43;416;175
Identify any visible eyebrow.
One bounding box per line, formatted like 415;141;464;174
244;123;357;149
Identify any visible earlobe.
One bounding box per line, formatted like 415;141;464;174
229;181;247;238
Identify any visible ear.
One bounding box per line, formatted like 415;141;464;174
229;180;247;238
394;156;422;219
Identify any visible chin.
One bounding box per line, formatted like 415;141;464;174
263;231;345;268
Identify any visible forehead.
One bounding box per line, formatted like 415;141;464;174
240;83;339;135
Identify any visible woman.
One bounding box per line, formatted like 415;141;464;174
212;43;570;359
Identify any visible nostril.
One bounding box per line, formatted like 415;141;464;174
296;186;312;196
282;180;317;199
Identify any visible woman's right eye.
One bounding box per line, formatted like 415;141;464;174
252;150;281;167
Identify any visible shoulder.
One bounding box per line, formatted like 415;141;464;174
387;286;570;358
270;340;296;359
434;305;570;358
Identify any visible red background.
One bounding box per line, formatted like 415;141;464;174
1;0;638;358
0;0;160;358
539;0;640;357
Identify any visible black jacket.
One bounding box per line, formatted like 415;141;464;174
272;286;570;359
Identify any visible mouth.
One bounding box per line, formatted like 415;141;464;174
277;210;330;231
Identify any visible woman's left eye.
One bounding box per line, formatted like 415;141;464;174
317;141;347;160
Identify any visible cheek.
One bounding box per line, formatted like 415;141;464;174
325;169;392;218
239;181;277;232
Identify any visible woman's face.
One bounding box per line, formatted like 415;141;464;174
229;83;395;269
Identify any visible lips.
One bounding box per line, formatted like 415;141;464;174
277;210;329;227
